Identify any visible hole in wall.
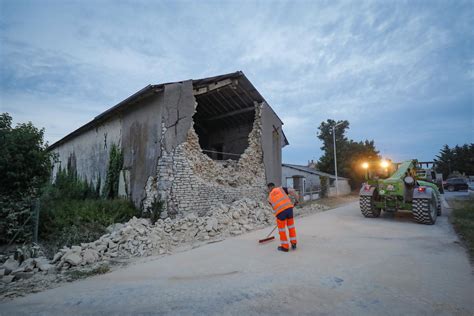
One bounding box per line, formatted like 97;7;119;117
193;84;255;161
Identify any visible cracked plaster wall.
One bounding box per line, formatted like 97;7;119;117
51;117;123;192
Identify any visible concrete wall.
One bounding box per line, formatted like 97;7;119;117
52;93;165;207
261;102;283;186
52;116;122;190
122;93;164;205
328;179;351;196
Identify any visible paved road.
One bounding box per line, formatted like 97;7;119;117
1;201;473;315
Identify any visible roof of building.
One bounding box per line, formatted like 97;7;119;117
49;71;287;150
282;163;349;180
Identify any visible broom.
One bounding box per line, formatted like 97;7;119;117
258;225;277;244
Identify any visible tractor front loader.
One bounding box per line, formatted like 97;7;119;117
359;159;442;225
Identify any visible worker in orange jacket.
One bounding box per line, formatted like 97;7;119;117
267;183;300;252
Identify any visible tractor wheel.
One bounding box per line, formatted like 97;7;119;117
360;195;381;218
436;194;442;216
412;197;437;225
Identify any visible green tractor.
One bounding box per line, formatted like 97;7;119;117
359;159;442;225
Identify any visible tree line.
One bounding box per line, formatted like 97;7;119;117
434;144;474;178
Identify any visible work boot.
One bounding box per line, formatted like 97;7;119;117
291;243;297;250
277;246;289;252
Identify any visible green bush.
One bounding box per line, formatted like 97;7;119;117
39;198;139;254
39;164;139;255
42;168;98;201
320;176;329;198
0;195;33;244
103;144;123;199
142;197;164;225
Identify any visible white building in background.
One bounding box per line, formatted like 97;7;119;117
282;163;351;200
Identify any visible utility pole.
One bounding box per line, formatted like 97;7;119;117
332;122;343;196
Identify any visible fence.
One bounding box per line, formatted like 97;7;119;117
5;199;40;246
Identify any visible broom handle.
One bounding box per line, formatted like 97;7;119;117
266;225;277;238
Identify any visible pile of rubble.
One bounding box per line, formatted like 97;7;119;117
50;198;275;269
1;198;328;292
0;256;55;284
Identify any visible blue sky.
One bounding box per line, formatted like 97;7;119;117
1;0;472;165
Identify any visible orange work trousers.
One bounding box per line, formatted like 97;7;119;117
276;207;297;250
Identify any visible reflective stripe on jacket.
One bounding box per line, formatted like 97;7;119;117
268;187;294;217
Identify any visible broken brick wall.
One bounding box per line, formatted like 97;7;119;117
143;82;267;217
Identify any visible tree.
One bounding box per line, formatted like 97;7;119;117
343;139;380;188
434;145;454;178
316;119;349;176
317;119;380;189
0;113;53;198
435;143;474;178
0;113;53;243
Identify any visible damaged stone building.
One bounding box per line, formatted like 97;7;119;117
49;71;288;217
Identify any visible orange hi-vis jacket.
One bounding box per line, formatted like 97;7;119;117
268;187;294;217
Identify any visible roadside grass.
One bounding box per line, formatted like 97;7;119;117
450;198;474;261
65;264;110;281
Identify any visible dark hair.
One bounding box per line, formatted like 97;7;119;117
267;182;275;188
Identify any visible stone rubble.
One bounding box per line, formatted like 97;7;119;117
0;200;328;298
1;199;328;275
0;256;57;284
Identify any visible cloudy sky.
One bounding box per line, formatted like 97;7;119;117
1;0;472;165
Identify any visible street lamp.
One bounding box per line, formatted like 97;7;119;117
332;121;344;196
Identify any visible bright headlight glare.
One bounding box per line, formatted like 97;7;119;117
380;160;389;168
362;162;369;169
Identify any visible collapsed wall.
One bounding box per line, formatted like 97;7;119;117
150;103;267;217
